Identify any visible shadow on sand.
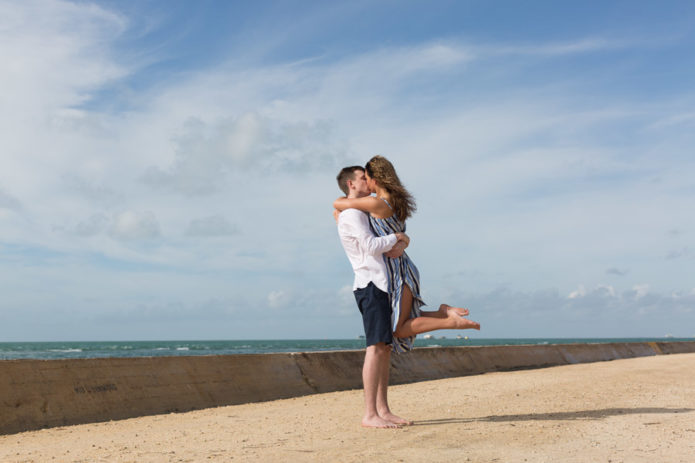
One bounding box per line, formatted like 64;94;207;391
412;407;694;426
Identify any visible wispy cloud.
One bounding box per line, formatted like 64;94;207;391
481;37;632;57
666;247;692;260
606;267;629;276
648;112;695;129
0;0;128;113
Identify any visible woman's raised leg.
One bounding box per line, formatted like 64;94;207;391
393;285;480;338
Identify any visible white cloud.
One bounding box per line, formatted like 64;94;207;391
569;284;642;301
141;112;348;196
109;211;160;241
596;285;617;298
448;285;695;337
631;284;649;300
568;285;587;299
267;290;289;309
337;285;356;316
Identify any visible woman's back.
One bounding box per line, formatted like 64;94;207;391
369;205;406;235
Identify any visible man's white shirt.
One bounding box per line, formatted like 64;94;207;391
337;208;397;293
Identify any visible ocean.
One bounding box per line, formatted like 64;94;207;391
1;337;692;360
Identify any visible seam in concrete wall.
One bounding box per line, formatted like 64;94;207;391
647;342;663;354
291;353;320;393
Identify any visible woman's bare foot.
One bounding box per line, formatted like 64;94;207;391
380;412;413;426
362;415;400;428
440;303;469;317
446;310;480;330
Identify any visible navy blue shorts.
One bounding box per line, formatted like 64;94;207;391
354;282;393;347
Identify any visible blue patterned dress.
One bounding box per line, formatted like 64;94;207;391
369;199;425;353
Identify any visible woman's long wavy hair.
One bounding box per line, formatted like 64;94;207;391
365;155;416;222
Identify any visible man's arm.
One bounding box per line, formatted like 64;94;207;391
339;209;399;256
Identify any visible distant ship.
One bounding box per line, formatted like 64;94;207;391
424;334;434;339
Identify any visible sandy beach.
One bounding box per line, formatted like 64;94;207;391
1;352;694;462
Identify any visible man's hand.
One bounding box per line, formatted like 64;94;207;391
384;240;406;259
395;232;409;247
384;232;410;259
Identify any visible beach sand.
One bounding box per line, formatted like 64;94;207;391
2;352;694;462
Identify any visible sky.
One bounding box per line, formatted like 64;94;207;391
1;0;694;341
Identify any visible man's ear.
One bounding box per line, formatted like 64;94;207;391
346;179;354;191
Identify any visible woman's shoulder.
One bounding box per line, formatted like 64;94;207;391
368;196;393;219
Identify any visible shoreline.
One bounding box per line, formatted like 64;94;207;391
3;337;694;360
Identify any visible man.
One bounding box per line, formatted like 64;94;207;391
335;165;412;428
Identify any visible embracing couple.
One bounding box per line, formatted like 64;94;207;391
335;155;481;429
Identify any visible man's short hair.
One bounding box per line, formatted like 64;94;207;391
336;166;364;195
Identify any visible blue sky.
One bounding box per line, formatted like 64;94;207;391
1;0;694;341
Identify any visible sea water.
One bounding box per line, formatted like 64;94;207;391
1;337;692;360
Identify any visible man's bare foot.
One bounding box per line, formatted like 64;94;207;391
446;310;480;330
440;303;469;317
380;412;413;426
362;415;400;428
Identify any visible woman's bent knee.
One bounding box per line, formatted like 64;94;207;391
368;342;390;351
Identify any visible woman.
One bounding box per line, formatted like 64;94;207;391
334;155;480;352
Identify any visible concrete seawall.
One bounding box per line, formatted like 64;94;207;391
2;341;694;435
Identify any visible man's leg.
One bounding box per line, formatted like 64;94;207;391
362;342;399;428
374;344;413;425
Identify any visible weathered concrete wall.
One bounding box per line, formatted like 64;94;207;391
2;341;694;435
